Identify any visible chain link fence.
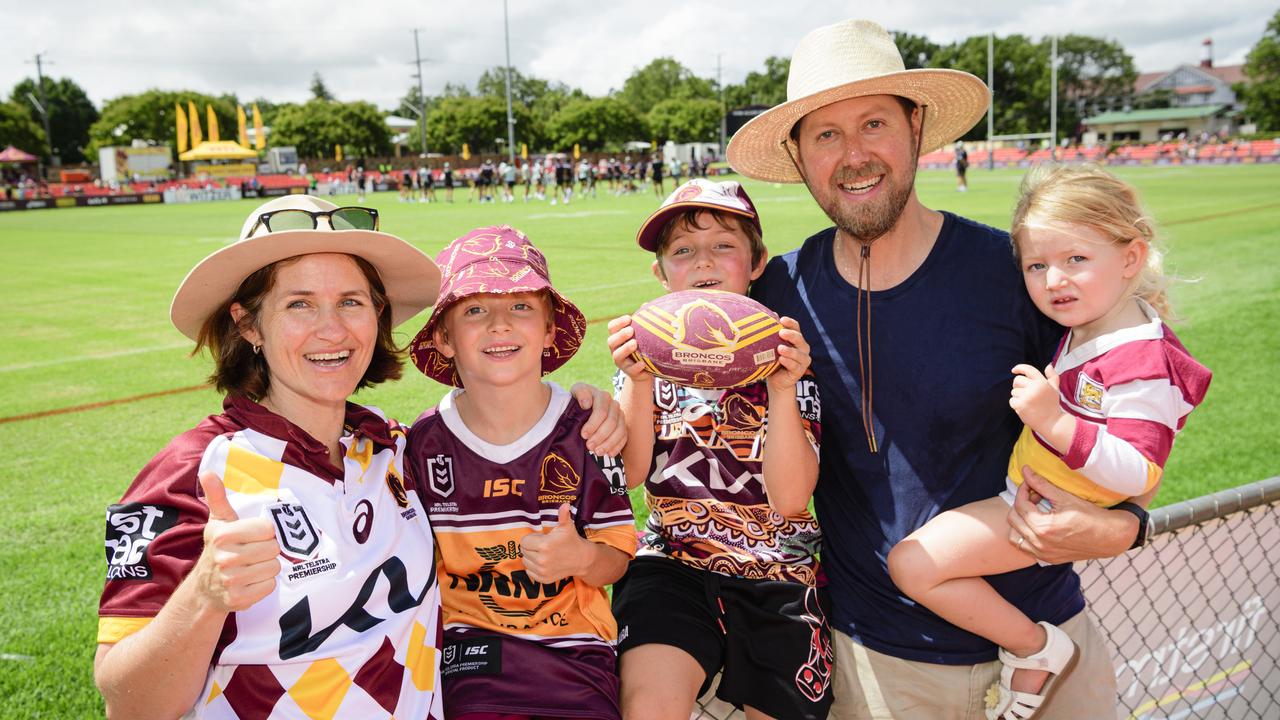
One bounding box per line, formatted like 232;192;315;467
691;476;1280;719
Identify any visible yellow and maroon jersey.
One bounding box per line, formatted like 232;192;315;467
1009;301;1212;506
99;395;443;720
619;371;823;585
406;383;636;651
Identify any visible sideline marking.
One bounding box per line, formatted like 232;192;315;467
0;653;34;662
1164;202;1280;227
0;385;207;426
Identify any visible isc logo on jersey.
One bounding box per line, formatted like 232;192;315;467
104;503;179;580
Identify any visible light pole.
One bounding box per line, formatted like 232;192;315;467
502;0;517;165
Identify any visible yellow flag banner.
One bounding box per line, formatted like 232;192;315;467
462;143;471;160
188;101;203;148
336;144;343;163
175;104;189;155
573;143;580;160
252;104;265;150
237;106;249;148
206;105;220;143
521;143;528;160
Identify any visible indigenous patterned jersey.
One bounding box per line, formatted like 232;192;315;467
1009;301;1212;506
98;396;443;720
404;381;634;712
621;371;823;584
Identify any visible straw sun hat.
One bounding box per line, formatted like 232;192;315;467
170;194;441;340
727;19;990;183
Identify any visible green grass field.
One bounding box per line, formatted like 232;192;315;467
1;164;1277;716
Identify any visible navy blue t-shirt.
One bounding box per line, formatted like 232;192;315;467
751;212;1084;665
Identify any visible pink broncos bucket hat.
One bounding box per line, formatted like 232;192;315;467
409;225;587;386
635;178;763;252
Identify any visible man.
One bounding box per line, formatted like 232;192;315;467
955;140;969;192
729;19;1146;719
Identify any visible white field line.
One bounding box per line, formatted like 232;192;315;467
559;277;653;295
0;342;190;373
0;653;33;661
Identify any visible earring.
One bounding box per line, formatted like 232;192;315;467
252;344;261;355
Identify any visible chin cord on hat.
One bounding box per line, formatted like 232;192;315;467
781;104;929;454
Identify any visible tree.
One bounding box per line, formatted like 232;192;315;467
476;67;551;108
648;98;721;143
931;34;1046;139
546;97;646;152
0;99;45;158
1050;34;1137;138
271;99;391;159
310;72;334;101
86;90;237;157
1240;9;1280;131
724;56;789;108
425;95;534;154
10;76;99;163
893;32;942;70
618;58;716;112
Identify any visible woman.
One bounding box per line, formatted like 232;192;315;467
95;195;447;719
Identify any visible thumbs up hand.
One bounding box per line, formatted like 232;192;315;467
520;503;588;584
194;472;282;613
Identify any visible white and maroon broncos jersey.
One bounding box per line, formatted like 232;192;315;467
99;396;443;720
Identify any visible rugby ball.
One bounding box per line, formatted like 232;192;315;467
630;289;783;389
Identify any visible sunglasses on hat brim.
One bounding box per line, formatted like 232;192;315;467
250;206;380;235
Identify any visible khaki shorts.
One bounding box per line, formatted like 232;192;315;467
830;611;1117;719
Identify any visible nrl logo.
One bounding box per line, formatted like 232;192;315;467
427;454;455;498
270;502;320;560
442;643;457;665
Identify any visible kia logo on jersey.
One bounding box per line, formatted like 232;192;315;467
270;502;320;559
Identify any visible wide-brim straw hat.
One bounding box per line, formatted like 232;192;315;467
727;19;990;183
170;194;441;340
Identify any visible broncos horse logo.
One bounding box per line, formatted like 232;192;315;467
673;299;739;352
539;453;580;500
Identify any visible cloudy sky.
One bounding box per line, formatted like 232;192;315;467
3;0;1275;111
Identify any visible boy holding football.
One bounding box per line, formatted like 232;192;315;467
407;225;637;720
606;179;832;720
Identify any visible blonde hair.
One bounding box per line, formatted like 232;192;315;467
1011;164;1172;320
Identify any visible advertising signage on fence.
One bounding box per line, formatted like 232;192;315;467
1079;478;1280;719
0;193;165;212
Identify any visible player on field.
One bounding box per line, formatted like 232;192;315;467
406;226;637;720
606;179;833;720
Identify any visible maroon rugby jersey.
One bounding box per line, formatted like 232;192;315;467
406;383;635;718
621;372;823;584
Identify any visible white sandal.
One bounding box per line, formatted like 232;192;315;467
984;621;1080;720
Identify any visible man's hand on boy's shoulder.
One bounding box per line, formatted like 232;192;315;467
570;383;627;456
606;315;654;385
766;316;812;394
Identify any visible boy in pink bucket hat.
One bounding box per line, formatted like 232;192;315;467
404;225;636;720
607;179;832;719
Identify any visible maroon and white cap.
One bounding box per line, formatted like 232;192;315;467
635;179;762;252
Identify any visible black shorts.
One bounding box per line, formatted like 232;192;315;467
612;556;833;720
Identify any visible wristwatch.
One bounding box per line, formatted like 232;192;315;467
1111;501;1150;549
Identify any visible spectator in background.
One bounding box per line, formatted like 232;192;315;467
955;140;969;192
